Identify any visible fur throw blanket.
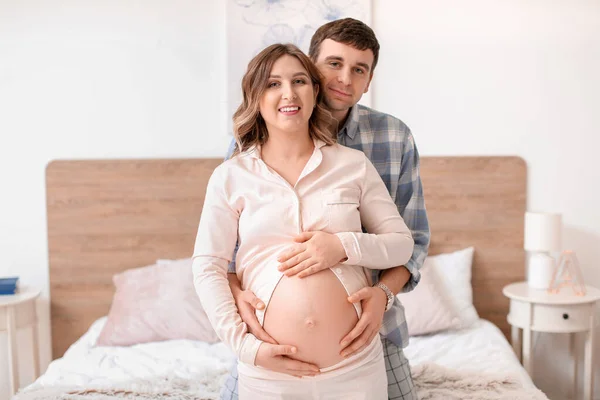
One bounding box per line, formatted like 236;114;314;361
14;362;548;400
411;363;548;400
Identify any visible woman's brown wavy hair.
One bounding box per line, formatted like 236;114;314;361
232;43;335;155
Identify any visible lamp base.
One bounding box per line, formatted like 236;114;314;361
527;253;556;290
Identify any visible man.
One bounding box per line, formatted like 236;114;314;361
221;18;430;400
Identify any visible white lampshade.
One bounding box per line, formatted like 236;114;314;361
524;212;562;252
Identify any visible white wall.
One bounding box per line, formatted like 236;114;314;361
376;2;600;398
0;1;229;397
0;1;598;399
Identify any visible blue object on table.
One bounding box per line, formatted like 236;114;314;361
0;277;19;295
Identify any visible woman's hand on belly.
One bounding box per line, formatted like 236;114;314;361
277;231;347;278
255;342;321;378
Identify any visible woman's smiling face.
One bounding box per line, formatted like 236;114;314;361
259;54;317;138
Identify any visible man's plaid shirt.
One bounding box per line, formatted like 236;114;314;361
337;104;430;348
225;104;430;349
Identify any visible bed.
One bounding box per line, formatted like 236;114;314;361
16;156;549;399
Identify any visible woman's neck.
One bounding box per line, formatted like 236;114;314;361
261;132;314;164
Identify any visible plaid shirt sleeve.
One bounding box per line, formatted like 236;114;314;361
224;137;238;274
394;129;430;293
340;105;430;347
224;137;236;160
370;128;430;347
370;128;430;295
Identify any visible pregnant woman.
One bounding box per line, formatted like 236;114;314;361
192;43;414;399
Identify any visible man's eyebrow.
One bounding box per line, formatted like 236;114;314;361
323;56;370;72
324;56;343;63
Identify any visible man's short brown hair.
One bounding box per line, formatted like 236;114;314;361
309;18;380;73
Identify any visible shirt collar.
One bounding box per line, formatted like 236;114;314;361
338;105;360;140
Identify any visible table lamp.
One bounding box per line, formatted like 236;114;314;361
524;211;562;289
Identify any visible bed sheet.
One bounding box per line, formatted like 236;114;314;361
405;319;533;388
28;318;533;392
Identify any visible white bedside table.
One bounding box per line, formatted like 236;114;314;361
0;288;41;396
503;282;600;400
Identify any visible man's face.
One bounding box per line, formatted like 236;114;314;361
313;39;374;119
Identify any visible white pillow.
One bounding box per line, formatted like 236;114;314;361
426;246;478;329
399;262;461;336
398;247;478;336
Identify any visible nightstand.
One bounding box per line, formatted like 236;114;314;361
0;288;41;396
503;282;600;400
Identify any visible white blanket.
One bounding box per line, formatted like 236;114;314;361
19;318;546;399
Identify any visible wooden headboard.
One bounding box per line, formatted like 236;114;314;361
46;156;526;359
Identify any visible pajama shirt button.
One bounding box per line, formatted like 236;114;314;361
335;267;342;274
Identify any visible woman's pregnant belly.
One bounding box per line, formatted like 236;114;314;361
262;268;358;368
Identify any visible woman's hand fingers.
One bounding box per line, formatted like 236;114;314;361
256;343;320;377
277;245;304;264
297;263;327;278
283;259;318;277
278;247;310;272
282;359;321;375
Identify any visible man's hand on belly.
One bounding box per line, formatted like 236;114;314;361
338;287;387;358
255;343;321;378
228;273;277;345
277;231;347;278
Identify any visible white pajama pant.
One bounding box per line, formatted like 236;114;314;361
237;335;387;400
